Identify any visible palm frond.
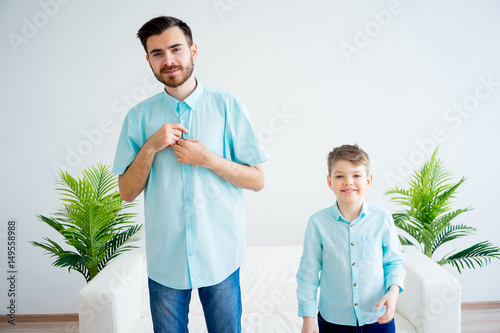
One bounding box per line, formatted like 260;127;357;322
32;164;142;282
397;234;415;246
438;241;500;274
385;147;500;271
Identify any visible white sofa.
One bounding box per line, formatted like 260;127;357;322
78;245;461;333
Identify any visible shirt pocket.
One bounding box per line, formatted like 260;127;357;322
363;236;382;261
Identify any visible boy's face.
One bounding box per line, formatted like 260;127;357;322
327;159;372;207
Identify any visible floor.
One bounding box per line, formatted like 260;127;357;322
0;321;79;333
462;307;500;332
0;308;499;332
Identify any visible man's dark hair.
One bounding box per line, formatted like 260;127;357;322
137;16;193;54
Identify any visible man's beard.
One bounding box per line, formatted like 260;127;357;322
153;59;195;88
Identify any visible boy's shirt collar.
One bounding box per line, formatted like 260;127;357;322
331;201;368;225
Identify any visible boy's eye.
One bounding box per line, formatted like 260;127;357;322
335;175;343;178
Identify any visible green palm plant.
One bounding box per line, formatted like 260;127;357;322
31;163;142;282
386;148;500;273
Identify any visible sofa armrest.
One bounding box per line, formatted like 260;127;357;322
396;246;461;332
78;252;146;333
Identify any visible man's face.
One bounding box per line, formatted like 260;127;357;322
146;27;197;88
327;159;372;207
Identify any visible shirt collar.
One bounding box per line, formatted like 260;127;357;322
163;79;204;113
331;201;368;224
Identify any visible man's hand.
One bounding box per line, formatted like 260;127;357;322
375;284;400;324
173;138;213;167
146;123;188;152
174;138;264;191
301;316;319;333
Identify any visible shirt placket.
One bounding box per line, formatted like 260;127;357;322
349;219;361;323
178;102;198;288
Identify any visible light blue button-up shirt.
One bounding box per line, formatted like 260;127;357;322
112;81;268;289
296;202;405;326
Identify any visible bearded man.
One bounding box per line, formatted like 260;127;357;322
112;16;267;333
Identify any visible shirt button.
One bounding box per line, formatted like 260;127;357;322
354;302;358;306
350;223;353;227
187;224;192;229
185;196;191;201
351;242;355;246
184;168;189;173
352;262;356;266
188;252;193;256
353;283;357;287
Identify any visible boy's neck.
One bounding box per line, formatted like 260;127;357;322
337;201;364;222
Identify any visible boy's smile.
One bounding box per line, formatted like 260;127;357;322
327;159;372;215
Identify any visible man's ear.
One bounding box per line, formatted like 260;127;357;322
146;54;151;66
327;175;333;191
191;43;198;60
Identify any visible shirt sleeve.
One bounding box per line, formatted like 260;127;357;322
226;99;268;166
296;217;322;318
112;112;142;175
382;215;406;293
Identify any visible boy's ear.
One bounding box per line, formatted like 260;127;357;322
366;174;373;189
327;175;333;191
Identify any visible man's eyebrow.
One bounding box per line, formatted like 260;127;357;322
149;43;184;55
149;48;163;55
167;43;183;50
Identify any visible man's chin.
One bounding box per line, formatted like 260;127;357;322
164;80;184;88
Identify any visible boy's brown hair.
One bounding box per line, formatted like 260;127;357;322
327;144;370;175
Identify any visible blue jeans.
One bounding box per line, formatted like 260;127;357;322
318;312;395;333
148;269;242;333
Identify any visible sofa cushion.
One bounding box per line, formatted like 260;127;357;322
241;246;302;314
128;312;302;333
128;312;414;333
394;313;417;333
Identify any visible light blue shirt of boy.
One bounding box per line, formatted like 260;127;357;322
296;202;405;326
113;81;268;290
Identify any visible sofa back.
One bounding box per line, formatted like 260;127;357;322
240;246;302;315
139;246;303;318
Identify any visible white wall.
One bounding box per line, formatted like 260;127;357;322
1;0;499;315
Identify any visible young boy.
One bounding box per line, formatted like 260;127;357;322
296;144;405;333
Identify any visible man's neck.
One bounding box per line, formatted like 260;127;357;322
165;76;197;102
337;201;363;222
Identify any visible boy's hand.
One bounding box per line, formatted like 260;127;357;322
375;284;400;324
301;316;319;333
